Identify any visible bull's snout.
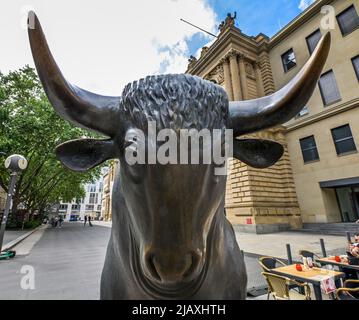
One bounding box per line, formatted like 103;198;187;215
143;250;202;284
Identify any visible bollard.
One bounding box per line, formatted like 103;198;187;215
286;244;293;264
320;239;327;257
346;231;352;243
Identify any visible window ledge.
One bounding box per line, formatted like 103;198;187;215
295;113;309;120
324;98;342;107
337;150;358;157
342;25;359;37
303;159;320;165
284;65;297;74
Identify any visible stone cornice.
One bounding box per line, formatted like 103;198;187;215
285;97;359;132
269;0;334;49
187;27;270;75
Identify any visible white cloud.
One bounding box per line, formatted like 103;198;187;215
0;0;217;95
298;0;315;11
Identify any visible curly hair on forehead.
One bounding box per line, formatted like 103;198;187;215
120;74;229;132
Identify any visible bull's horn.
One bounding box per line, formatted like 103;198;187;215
228;32;331;136
28;11;121;137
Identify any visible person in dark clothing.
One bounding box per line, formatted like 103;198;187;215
84;215;87;226
344;233;359;279
58;216;64;228
88;216;93;227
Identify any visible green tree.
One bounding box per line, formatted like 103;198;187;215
0;66;103;222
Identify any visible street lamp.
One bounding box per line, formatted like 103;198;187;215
0;155;28;258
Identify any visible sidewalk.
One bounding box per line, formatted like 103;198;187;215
90;220;112;228
89;221;347;260
2;225;46;252
3;230;29;245
236;231;347;260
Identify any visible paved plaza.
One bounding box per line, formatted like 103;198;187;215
0;222;350;300
0;223;109;299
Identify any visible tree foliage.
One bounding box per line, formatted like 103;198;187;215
0;66;103;217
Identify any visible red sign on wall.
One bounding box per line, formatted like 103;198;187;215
246;218;253;225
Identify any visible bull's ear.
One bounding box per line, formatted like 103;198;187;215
233;139;284;169
56;139;117;172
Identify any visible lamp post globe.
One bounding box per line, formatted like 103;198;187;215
4;154;28;172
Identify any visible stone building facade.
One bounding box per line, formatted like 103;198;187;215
186;13;301;233
101;160;119;221
187;0;359;231
270;0;359;224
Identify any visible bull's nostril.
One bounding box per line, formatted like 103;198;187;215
145;253;161;282
183;251;201;279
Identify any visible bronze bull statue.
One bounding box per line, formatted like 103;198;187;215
28;12;331;299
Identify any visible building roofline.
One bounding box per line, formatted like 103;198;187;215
187;27;270;74
269;0;334;49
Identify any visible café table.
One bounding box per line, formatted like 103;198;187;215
317;256;359;277
271;264;345;300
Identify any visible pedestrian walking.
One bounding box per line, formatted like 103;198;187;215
58;216;64;228
54;216;59;228
88;216;93;227
84;215;87;226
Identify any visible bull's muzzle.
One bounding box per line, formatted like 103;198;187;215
143;249;203;285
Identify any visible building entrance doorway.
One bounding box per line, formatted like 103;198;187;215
335;186;359;222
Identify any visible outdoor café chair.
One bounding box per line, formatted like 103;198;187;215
299;250;322;267
259;256;286;272
336;280;359;300
259;257;299;299
262;272;311;300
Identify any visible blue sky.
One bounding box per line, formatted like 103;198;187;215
186;0;313;56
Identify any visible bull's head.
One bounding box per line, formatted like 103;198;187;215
28;12;330;290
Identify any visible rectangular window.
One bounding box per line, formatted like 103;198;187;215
97;205;102;211
89;193;96;204
337;5;359;36
85;205;94;211
306;29;322;54
295;106;309;119
281;48;297;72
352;55;359;80
300;136;320;163
318;70;341;106
99;182;103;192
71;204;80;211
59;204;68;210
331;124;357;155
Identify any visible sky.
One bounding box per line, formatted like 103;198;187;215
0;0;315;96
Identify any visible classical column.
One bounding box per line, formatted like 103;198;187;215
238;54;248;100
254;61;265;97
221;58;234;101
228;50;242;101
